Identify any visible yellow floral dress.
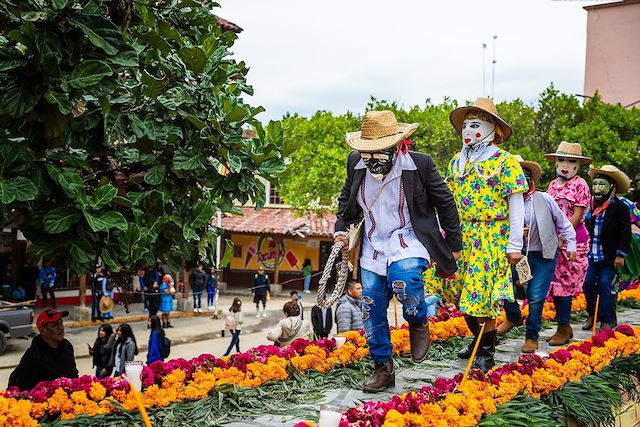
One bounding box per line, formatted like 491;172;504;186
426;149;528;318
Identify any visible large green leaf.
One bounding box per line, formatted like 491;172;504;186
188;201;214;228
69;17;120;55
220;238;234;267
182;224;199;241
51;0;68;11
84;211;128;232
101;250;121;273
0;76;41;118
12;177;38;201
43;207;81;233
258;158;286;174
44;91;72;115
173;152;204;171
90;183;117;209
63;60;113;90
179;47;207;74
144;165;166;185
0;180;16;204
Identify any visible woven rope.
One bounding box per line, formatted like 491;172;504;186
316;241;352;309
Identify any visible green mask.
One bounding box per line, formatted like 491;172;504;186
592;177;612;202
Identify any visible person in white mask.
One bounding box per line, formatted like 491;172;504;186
544;141;592;345
429;98;528;372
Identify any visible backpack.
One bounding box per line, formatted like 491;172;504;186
224;312;237;330
161;336;171;358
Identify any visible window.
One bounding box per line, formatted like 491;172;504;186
269;185;282;205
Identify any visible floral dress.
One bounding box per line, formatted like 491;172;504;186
546;176;591;297
426;149;527;318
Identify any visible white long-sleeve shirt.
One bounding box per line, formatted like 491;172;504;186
525;191;577;253
355;153;430;276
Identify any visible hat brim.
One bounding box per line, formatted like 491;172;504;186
588;166;630;193
36;310;69;328
544;153;592;165
346;123;419;152
519;160;541;183
449;106;512;143
99;296;114;313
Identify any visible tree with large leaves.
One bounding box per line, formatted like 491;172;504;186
0;0;287;291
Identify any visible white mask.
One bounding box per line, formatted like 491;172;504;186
461;118;496;148
555;157;579;179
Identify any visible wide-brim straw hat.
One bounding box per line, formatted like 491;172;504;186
346;110;419;152
449;97;512;143
544;141;592;164
588;164;630;194
99;295;114;313
514;155;541;183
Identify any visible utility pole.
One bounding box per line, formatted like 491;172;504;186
482;43;487;97
491;35;497;99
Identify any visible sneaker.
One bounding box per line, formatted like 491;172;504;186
198;308;202;313
143;308;149;314
193;308;198;313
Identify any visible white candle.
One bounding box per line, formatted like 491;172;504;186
334;336;346;349
318;408;342;427
124;361;144;391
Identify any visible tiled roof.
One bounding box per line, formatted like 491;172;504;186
215;16;243;33
221;207;335;238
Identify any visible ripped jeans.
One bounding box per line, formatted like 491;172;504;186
360;257;429;363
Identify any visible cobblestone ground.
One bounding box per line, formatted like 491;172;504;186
224;308;640;427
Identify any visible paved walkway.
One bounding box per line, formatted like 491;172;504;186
223;308;640;427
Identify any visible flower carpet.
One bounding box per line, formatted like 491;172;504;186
1;285;640;426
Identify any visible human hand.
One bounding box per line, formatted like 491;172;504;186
100;368;107;377
567;251;577;261
507;252;523;266
614;256;625;269
335;234;349;252
452;251;461;261
523;227;529;238
558;235;565;248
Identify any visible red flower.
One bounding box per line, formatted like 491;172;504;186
615;324;635;337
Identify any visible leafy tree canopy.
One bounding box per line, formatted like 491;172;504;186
0;0;288;275
279;86;640;213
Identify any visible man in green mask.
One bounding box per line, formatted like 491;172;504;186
583;165;632;331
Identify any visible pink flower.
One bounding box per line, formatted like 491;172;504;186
615;324;635;337
550;350;572;364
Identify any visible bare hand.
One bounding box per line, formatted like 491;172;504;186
523;227;529;238
100;368;107;377
335;234;349;252
614;256;625;269
567;251;577;261
452;251;461;261
558;235;565;248
507;252;523;266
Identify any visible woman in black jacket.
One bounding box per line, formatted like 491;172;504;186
89;324;115;379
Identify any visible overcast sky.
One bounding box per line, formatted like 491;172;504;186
218;0;596;122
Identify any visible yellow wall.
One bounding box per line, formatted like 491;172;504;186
229;234;324;272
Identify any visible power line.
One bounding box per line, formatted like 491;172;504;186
491;35;497;99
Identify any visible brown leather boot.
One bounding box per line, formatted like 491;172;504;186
521;338;538;353
362;360;395;392
496;318;523;336
548;323;572;346
409;317;431;363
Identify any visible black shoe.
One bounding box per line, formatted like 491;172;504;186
471;330;497;373
458;317;480;359
582;316;594;331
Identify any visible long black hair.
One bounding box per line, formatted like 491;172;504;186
148;315;165;337
230;297;242;313
99;323;113;342
303;258;311;267
117;323;138;355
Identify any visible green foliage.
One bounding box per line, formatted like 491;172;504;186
478;392;563;427
279;85;640;213
0;0;286;274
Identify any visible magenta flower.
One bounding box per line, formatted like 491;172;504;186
615;324;635;337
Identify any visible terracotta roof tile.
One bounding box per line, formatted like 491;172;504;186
221;207;335;237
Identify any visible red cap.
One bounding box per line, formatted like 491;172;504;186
36;309;69;328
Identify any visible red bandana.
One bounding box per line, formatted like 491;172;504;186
396;138;413;155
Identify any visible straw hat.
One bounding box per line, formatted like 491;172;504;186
588;165;630;194
544;141;592;164
346;110;419;152
449;97;512;143
514;155;541;183
99;295;114;314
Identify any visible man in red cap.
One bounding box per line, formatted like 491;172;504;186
8;309;78;391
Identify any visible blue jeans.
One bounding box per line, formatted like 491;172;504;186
207;289;216;306
504;251;557;340
193;290;203;308
553;296;572;324
303;275;311;292
584;260;616;324
223;330;240;356
361;257;429;363
91;291;102;320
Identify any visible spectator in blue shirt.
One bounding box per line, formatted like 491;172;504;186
12;285;26;302
146;315;165;365
38;260;57;309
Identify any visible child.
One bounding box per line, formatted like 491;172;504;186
223;298;243;356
